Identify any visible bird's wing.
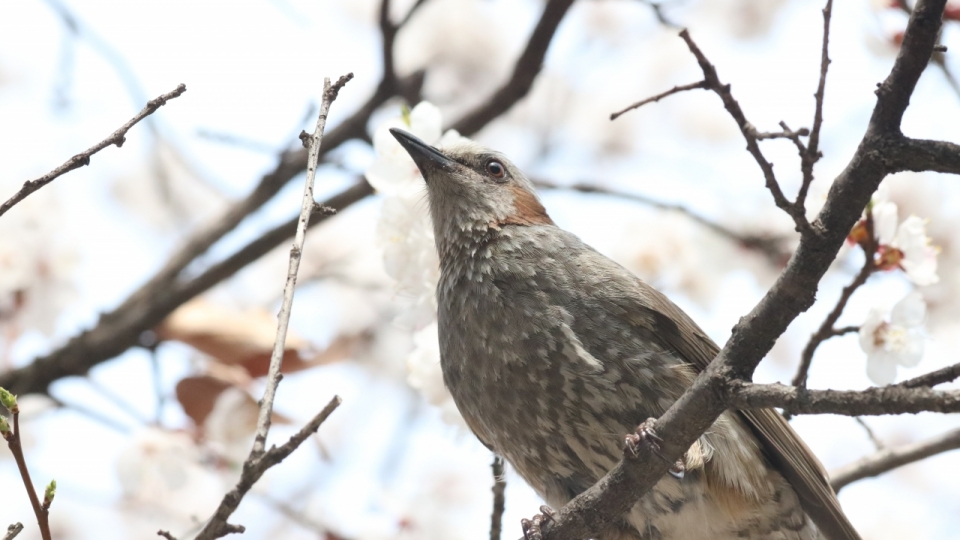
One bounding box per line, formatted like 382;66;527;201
632;283;861;540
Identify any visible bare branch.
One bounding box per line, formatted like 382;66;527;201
0;83;186;218
831;426;960;491
609;81;708;120
196;396;342;540
728;381;960;416
448;0;575;135
3;524;24;540
676;30;814;235
539;1;950;537
193;73;352;539
796;0;834;212
793;251;875;387
156;531;177;540
2;405;51;540
888;137;960;175
898;362;960;389
853;417;885;450
490;456;506;540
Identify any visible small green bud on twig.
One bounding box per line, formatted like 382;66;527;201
0;415;10;438
0;387;17;414
43;479;57;509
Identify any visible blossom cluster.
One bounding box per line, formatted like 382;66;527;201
849;197;940;384
366;102;469;426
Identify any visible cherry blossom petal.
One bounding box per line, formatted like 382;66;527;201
895;216;939;286
866;351;899;385
890;291;926;327
872;201;899;246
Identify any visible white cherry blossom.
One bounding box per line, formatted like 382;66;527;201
859;291;926;385
367;102;470;425
871;200;939;286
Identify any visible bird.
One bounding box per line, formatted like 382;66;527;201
388;127;860;540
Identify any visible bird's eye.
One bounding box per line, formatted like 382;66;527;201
486;160;506;180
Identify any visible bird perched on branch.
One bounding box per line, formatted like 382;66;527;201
390;128;860;540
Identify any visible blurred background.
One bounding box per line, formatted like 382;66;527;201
1;0;959;538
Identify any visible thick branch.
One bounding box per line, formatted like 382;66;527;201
0;0;572;397
888;136;960;175
539;2;948;537
0;84;186;218
830;427;960;491
728;382;960;415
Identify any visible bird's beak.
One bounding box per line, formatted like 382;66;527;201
389;128;457;175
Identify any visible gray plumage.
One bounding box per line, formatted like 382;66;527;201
389;128;860;540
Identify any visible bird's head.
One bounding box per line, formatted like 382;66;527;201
389;128;553;254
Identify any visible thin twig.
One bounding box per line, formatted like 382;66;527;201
792;252;875;387
490;456;506;540
0;84;186;218
3;524;24;540
609;81;708;120
3;412;51;540
156;530;178;540
533;179;792;265
192;73;352;539
897;361;960;388
854;417;885;450
796;0;834;212
195;397;342;540
676;30;815;236
831;426;960;491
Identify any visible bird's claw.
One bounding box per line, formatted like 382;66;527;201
668;458;686;479
625;418;663;458
521;507;555;540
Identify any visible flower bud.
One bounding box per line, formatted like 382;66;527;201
43;479;57;508
0;387;17;414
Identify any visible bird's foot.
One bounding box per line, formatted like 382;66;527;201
625;418;663;458
521;506;555;540
668;458;685;479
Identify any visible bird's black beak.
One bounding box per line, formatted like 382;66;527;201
389;128;457;175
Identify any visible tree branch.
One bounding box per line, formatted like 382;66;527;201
796;0;834;212
447;0;575;135
897;361;960;388
830;426;960;491
539;1;949;537
793;249;875;387
888;136;960;175
3;524;24;540
0;0;574;397
195;396;342;539
533;179;792;265
609;80;708;120
728;381;960;415
0;83;186;218
490;456;506;540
